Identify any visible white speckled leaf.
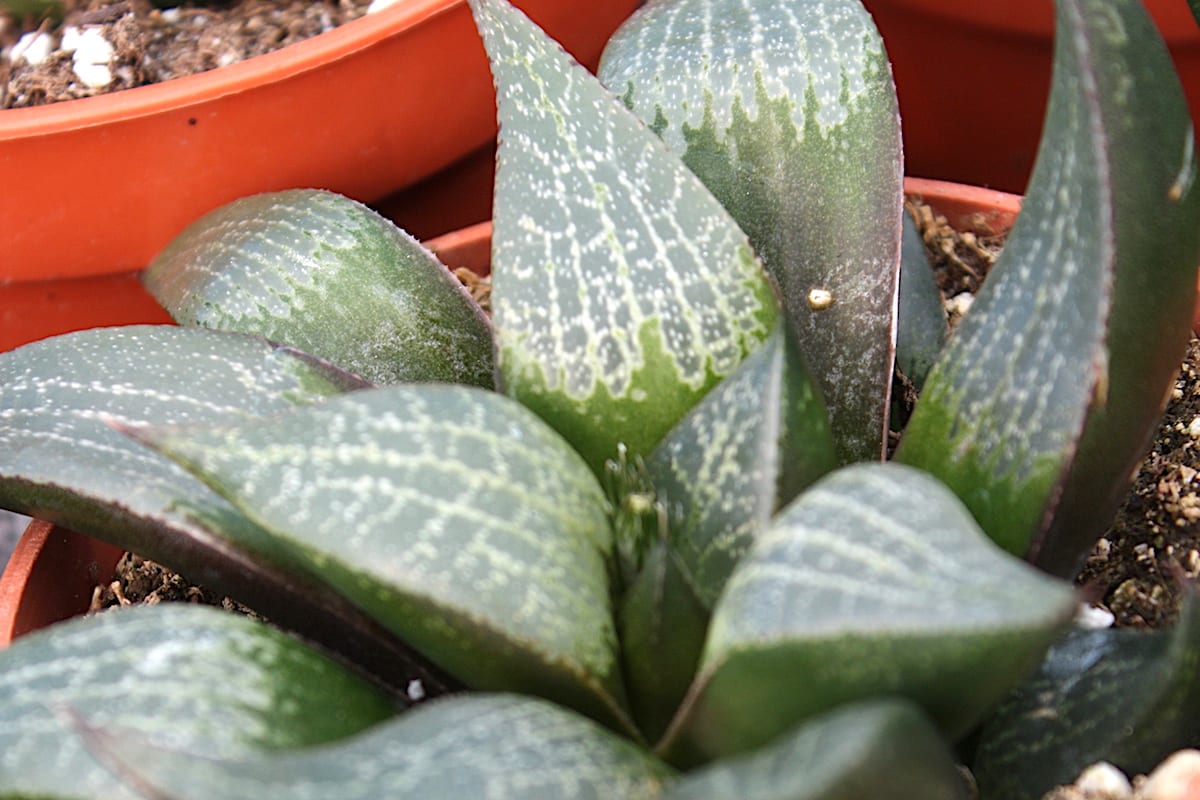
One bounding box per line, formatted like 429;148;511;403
144;189;494;389
0;325;366;563
660;463;1076;763
972;593;1200;800
599;0;903;463
134;384;632;732
896;0;1200;571
0;605;395;800
470;0;779;472
662;700;967;799
0;326;460;693
74;695;672;800
647;322;836;609
617;324;836;737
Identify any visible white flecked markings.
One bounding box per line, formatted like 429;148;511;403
137;383;629;726
666;463;1076;761
0;326;366;555
469;0;778;470
145;190;495;389
895;0;1200;566
61;695;671;799
598;0;903;464
0;605;394;800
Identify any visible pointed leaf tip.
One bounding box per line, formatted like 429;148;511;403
599;0;903;463
896;0;1200;571
139;383;632;732
663;463;1075;762
471;0;778;472
145;189;494;390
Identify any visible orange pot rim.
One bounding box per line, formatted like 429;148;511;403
0;0;460;139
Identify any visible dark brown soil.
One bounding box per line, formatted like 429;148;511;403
1;0;370;109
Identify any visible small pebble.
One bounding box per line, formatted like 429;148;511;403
1075;762;1133;799
1075;603;1116;630
406;679;425;702
946;292;974;319
1138;750;1200;800
11;31;53;66
66;27;115;89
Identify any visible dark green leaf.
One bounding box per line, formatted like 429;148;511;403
1189;0;1200;27
599;0;903;463
0;605;395;800
896;213;947;392
660;463;1076;764
646;322;836;610
132;383;635;734
144;189;494;389
71;694;673;800
618;537;710;743
972;592;1200;800
0;326;449;694
896;0;1200;571
618;323;835;740
470;0;779;473
663;700;967;800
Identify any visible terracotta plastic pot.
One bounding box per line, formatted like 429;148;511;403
0;178;1021;648
862;0;1200;192
0;0;640;283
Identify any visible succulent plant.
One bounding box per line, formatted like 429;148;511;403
0;0;1198;797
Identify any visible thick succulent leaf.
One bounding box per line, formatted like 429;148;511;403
620;323;835;739
647;322;836;610
618;537;710;743
0;326;363;551
663;700;967;799
972;592;1200;800
599;0;903;463
896;213;947;393
144;189;494;389
0;326;450;693
63;695;673;800
0;605;396;800
132;384;634;734
660;463;1076;764
471;0;779;473
896;0;1200;571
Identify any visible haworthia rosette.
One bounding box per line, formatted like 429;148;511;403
144;189;495;389
470;0;779;473
0;605;395;800
662;700;967;799
132;384;634;733
599;0;903;463
68;695;673;800
896;0;1200;571
0;326;452;693
660;463;1075;763
972;594;1200;800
